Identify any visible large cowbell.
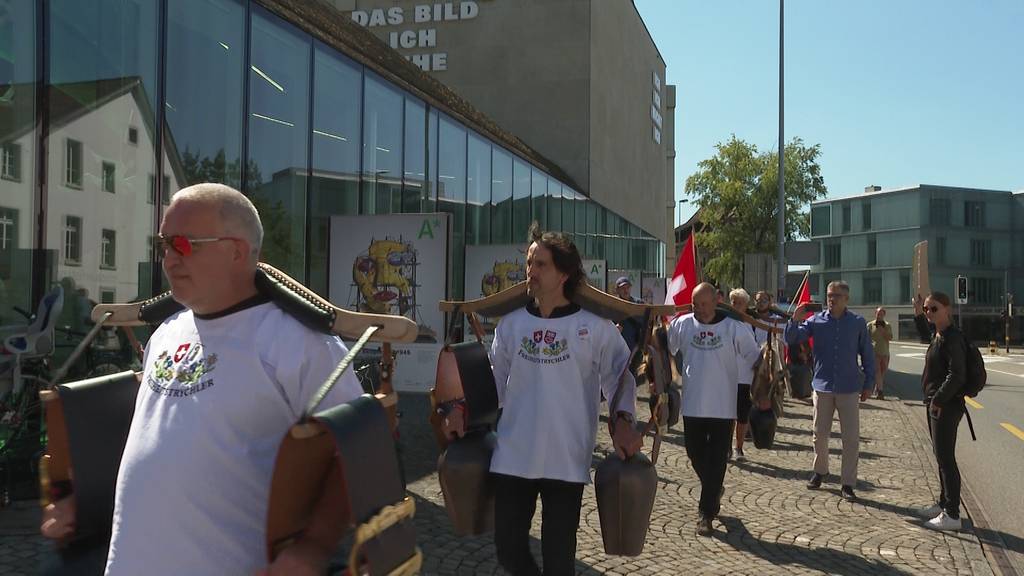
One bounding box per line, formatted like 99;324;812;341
594;371;658;556
749;406;778;449
433;340;500;536
40;371;140;544
594;448;658;556
266;395;420;575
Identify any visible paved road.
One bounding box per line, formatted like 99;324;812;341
0;370;1005;575
886;341;1024;575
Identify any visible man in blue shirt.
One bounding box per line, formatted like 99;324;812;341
785;280;875;501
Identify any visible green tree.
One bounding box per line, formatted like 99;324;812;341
684;135;827;287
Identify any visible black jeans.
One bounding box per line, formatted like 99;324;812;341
928;399;965;519
683;416;733;518
492;473;585;576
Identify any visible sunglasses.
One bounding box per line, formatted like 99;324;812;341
924;305;940;313
157;234;238;257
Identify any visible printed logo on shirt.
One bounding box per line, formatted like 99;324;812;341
519;329;570;364
577;326;589;339
146;341;219;397
691;330;723;351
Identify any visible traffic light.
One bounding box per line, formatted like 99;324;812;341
956;276;968;303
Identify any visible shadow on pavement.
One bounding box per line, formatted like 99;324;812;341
716;516;912;575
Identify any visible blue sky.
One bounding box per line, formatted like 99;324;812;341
634;0;1024;225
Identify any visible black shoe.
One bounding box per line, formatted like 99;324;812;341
806;473;823;490
841;485;856;501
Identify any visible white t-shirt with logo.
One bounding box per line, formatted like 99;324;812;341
104;301;362;576
667;313;760;420
489;306;636;484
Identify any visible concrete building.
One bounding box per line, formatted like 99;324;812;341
809;184;1024;343
336;0;677;264
1;0;673;338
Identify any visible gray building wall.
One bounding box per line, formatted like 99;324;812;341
329;0;673;244
811;185;1022;312
589;0;669;243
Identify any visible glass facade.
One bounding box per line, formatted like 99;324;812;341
1;0;663;375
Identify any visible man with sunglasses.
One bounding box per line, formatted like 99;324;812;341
786;280;875;502
41;183;362;575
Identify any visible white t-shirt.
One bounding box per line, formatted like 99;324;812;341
667;313;760;420
489;305;636;484
105;300;362;576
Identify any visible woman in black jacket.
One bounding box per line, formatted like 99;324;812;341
913;291;966;531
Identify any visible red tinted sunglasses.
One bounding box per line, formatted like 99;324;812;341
158;234;238;257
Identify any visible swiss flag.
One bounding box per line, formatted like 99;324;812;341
665;230;698;307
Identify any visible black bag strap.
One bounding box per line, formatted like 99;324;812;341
964;405;977;441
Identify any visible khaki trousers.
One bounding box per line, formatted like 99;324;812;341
812;390;861;487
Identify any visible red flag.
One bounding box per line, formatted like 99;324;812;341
665;230;698;306
796;276;811;306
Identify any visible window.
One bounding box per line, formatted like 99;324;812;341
863;275;882;304
100;288;116;303
102;162;116;193
867;235;876;266
127;127;138;145
402;98;426;212
64;216;82;264
0;208;15;252
166;0;245;187
100;229;116;269
361;74;403;215
1;143;21;181
935;236;947;265
825;241;841;269
148;174;156;204
810;205;831;237
970;239;992;266
491;148;513;244
512;158;531;242
900;270;911;304
930;198;950;226
65;139;82;188
841;204;851;233
162;176;171;204
970;277;1001;305
248;7;310;278
531;169;547;227
547;178;561;232
862;202;872;230
310;43;362;294
466;133;491;244
438;115;466;298
965;201;985;227
0;208;17;280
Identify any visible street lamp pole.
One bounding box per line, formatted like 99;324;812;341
776;0;787;302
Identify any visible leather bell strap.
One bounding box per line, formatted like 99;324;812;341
608;309;663;464
303;325;380;419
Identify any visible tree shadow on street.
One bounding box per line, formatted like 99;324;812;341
715;515;912;575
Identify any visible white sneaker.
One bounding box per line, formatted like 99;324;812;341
925;511;962;531
916;504;942;519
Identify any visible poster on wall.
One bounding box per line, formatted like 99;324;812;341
642;276;667;305
330;213;449;392
464;244;527;336
583;259;607;292
607;269;642;300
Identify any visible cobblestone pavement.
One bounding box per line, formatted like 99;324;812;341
0;392;999;575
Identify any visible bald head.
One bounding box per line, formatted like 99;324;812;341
692;282;717;322
172;183;263;262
